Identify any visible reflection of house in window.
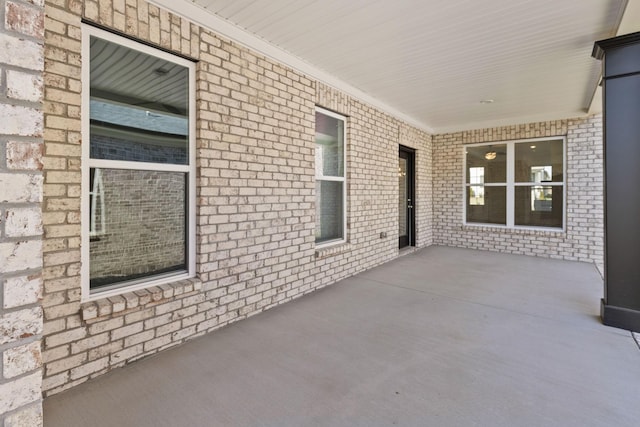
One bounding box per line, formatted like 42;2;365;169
85;30;194;293
530;166;552;212
89;168;105;238
469;166;485;206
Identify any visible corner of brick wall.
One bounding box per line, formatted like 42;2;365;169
0;0;45;425
432;115;604;268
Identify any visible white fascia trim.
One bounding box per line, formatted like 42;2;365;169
588;0;636;114
147;0;434;135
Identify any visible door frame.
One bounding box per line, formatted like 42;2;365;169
399;145;416;248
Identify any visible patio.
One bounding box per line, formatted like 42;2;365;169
43;246;640;426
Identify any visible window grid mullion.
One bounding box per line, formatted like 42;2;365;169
317;175;345;182
88;158;190;173
506;142;515;228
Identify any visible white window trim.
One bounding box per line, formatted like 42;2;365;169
462;136;566;232
81;24;197;302
315;106;347;248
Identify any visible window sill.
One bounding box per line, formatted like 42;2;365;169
315;242;351;259
461;224;566;236
81;277;202;322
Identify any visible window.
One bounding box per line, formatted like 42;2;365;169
464;138;564;229
315;107;347;245
81;25;196;298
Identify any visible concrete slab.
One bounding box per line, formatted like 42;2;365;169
44;246;640;426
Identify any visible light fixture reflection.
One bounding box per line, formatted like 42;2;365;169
484;151;497;160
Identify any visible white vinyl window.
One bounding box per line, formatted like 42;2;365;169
315;107;347;246
81;25;196;299
464;137;565;230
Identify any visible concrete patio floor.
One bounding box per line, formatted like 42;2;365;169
44;246;640;427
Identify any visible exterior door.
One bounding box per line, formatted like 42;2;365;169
399;146;415;248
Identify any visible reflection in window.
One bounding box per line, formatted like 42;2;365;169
469;167;485;205
85;28;194;294
465;139;564;229
515;186;562;227
530;166;552;183
531;185;553;212
89;168;105;238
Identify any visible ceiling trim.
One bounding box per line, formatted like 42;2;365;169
435;110;592;135
588;0;636;115
148;0;435;134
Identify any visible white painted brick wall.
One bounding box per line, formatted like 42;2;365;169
3;275;42;309
0;0;45;424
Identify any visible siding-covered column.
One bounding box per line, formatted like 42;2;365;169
0;0;45;425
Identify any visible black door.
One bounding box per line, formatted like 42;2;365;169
399;146;415;249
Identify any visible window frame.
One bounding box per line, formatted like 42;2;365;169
314;106;348;248
80;24;196;301
462;136;566;232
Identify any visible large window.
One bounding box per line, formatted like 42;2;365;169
81;25;196;299
465;138;564;229
315;108;346;245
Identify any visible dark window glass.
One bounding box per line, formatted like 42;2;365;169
466;144;506;183
466;186;506;225
515;139;563;183
515;186;563;227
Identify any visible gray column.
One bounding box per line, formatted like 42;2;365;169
593;32;640;332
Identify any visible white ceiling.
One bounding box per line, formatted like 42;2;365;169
151;0;633;133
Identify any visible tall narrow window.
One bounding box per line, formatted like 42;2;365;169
315;108;346;245
82;25;195;298
465;138;564;229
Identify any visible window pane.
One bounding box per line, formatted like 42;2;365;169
89;168;187;289
316;180;344;243
466;145;506;183
515;186;563;228
469;185;484;205
515;139;563;183
315;112;344;177
89;36;189;164
399;158;407;236
466;186;506;225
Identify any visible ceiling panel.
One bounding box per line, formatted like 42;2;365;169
168;0;627;132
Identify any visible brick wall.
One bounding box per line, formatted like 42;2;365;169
0;0;45;425
40;0;433;396
89;169;186;283
432;116;604;271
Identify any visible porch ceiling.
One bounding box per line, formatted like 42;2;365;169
152;0;634;133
